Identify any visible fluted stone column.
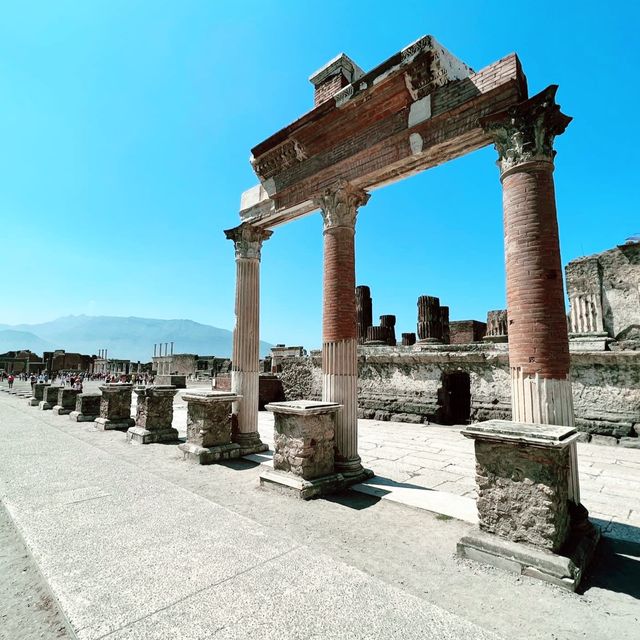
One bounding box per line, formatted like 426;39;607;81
224;223;272;455
482;85;580;502
417;295;442;343
314;181;372;482
355;285;372;345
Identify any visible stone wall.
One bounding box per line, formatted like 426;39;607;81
276;345;640;442
566;241;640;345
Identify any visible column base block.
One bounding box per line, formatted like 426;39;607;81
28;398;39;406
38;401;55;410
69;411;98;422
457;525;600;592
233;432;269;456
52;406;71;415
126;426;179;445
259;469;345;500
178;441;242;465
335;458;374;486
95;417;135;431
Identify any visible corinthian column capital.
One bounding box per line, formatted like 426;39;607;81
313;180;370;231
480;85;572;175
224;223;273;260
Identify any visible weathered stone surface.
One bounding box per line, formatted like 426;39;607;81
356;286;372;345
269;403;337;480
417;295;443;342
52;388;81;415
401;333;416;346
40;385;62;410
127;386;178;444
29;382;50;406
484;310;508;342
70;393;101;422
589;434;617;446
365;326;390;345
95;384;134;430
178;392;242;464
474;439;571;552
379;315;397;346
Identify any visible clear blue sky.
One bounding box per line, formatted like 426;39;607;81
1;1;638;349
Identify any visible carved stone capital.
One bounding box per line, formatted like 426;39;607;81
313;180;370;231
224;224;272;260
480;85;572;174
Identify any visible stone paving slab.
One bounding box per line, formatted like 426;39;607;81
0;392;500;640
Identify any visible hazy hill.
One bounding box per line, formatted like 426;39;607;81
0;330;53;354
1;315;273;362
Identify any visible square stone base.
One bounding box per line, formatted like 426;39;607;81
28;398;39;406
69;411;98;422
457;525;600;592
52;406;72;415
127;426;179;445
259;469;346;500
178;441;242;464
95;417;135;431
38;401;55;410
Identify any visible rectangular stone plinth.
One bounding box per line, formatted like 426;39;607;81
127;386;178;445
178;391;241;465
458;526;600;592
40;386;62;410
97;384;133;430
266;401;340;481
69;393;101;422
259;468;345;500
30;383;50;406
53;388;81;415
462;420;578;552
154;375;187;388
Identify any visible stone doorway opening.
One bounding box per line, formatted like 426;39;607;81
440;371;471;426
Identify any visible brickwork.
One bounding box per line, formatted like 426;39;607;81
450;320;487;344
314;73;349;106
502;164;570;378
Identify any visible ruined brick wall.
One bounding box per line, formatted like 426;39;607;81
314;73;349;106
450;320;487;344
275;347;640;441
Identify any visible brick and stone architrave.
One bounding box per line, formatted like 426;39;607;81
481;85;580;501
313;180;372;482
224;222;272;455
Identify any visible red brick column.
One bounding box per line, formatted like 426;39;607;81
224;223;272;455
482;86;580;502
314;181;372;481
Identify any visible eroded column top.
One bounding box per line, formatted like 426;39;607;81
313;180;369;231
224;223;273;260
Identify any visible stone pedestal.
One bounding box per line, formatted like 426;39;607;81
401;332;416;346
457;420;599;591
39;385;62;410
53;388;81;415
127;386;178;444
69;393;101;422
178;391;243;464
568;332;610;352
260;401;345;499
29;382;50;406
95;384;134;430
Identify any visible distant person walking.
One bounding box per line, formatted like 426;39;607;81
7;374;14;389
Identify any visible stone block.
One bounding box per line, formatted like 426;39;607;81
30;382;50;406
39;385;62;410
260;400;344;499
53;388;81;415
590;434;618;446
178;391;241;464
95;384;134;430
618;437;640;449
154;374;187;388
69;393;101;422
127;386;178;444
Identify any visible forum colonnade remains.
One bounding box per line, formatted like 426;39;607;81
223;35;599;588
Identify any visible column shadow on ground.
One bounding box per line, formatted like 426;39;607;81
580;519;640;600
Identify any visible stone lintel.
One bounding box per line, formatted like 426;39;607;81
458;526;600;592
181;391;242;404
462;419;578;447
265;400;341;416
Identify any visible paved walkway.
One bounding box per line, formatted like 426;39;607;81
1;383;639;640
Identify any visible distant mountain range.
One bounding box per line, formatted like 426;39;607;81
0;315;273;362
